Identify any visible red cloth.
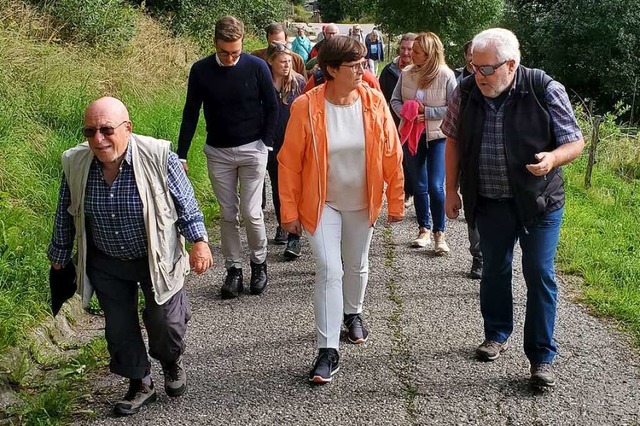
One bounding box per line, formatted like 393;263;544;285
398;100;425;155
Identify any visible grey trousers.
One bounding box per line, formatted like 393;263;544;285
87;247;191;379
204;141;268;270
468;223;482;260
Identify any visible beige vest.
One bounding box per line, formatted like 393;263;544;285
400;64;454;141
62;134;189;307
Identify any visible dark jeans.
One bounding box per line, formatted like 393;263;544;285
87;247;191;379
267;153;299;241
468;223;482;260
476;197;563;364
406;136;446;231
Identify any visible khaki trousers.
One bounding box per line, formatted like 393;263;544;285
204;141;268;269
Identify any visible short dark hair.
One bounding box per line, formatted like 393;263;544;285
215;16;244;42
463;40;472;55
318;36;366;81
265;23;285;38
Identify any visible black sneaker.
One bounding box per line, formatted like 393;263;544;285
161;356;187;397
469;256;483;280
221;267;243;299
309;348;340;384
113;379;157;416
344;313;369;344
249;260;268;295
530;363;556;388
274;226;288;245
283;238;302;259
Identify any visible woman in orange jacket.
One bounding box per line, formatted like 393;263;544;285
278;36;405;384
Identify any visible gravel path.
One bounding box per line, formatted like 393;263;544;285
87;185;640;425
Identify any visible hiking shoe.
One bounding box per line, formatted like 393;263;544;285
283;238;302;259
344;313;369;344
162;356;187;397
249;260;268;295
221;267;243;299
530;363;556;388
113;379;157;416
404;195;414;208
476;339;510;361
469;256;483;280
433;231;450;256
411;227;431;248
274;226;288;245
309;348;340;384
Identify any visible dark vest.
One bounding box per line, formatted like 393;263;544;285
458;66;565;228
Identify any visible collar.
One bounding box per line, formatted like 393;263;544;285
215;53;241;67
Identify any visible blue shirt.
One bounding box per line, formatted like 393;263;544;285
48;142;207;264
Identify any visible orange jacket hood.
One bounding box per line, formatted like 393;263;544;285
277;83;405;234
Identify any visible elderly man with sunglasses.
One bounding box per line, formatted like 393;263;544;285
442;28;584;388
48;96;213;415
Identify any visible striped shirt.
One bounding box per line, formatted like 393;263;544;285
48;142;206;264
441;77;583;199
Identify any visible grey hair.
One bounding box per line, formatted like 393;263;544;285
472;28;521;67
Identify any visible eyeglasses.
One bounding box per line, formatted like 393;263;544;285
471;61;508;77
340;60;368;73
216;47;242;58
82;121;128;138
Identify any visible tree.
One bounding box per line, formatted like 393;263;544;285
317;0;344;22
504;0;640;114
374;0;504;65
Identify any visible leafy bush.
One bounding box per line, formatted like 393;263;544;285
29;0;137;48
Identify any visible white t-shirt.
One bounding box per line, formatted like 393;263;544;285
325;97;367;211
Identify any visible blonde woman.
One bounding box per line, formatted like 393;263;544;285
390;32;456;255
266;42;307;258
278;36;404;384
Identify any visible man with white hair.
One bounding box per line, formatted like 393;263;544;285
308;23;339;60
442;28;585;388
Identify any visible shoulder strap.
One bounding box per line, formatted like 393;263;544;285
313;68;324;86
529;68;553;110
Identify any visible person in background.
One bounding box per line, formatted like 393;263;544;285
278;36;404;384
365;31;384;75
351;24;365;45
442;28;585;388
379;33;417;210
265;42;307;258
391;32;456;255
48;97;213;416
252;22;306;77
309;23;339;60
291;26;312;63
453;39;483;279
177;16;278;299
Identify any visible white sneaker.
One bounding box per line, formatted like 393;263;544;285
404;196;414;208
411;227;431;248
434;231;450;256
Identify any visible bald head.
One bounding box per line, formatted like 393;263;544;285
324;24;339;40
83;97;132;165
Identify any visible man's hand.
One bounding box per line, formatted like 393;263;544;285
180;161;189;174
189;241;213;274
526;152;556;177
387;215;404;224
51;263;63;270
282;219;302;235
445;191;462;219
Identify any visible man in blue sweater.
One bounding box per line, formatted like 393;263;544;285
177;15;278;299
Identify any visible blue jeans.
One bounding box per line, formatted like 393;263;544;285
476;197;563;364
406;136;446;231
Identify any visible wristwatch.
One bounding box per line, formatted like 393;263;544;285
193;236;209;244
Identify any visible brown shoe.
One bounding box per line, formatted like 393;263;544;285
530;363;556;388
476;339;510;361
113;379;157;416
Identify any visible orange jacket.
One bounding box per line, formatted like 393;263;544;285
277;83;405;234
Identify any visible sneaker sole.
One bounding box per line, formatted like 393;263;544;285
434;249;449;256
309;366;340;384
283;250;301;259
273;240;287;246
348;334;369;344
250;285;268;295
411;240;431;248
113;391;157;416
530;377;556;388
166;383;187;398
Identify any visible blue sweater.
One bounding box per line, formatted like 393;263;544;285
177;53;278;158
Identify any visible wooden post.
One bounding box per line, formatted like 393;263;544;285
584;116;602;189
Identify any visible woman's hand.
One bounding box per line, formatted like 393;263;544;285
282;219;302;235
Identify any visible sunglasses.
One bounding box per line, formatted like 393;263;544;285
471;60;508;77
82;121;128;138
267;42;291;56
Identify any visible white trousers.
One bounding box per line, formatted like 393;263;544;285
308;205;374;349
204;142;268;270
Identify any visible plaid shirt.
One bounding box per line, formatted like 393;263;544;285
48;143;206;264
441;76;583;198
